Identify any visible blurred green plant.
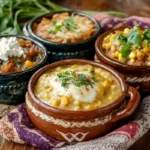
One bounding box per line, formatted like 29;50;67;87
0;0;126;35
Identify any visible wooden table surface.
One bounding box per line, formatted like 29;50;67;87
0;0;150;149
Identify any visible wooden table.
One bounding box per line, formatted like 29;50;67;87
0;0;150;149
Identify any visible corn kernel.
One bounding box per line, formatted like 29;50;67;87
129;52;136;59
141;35;144;39
105;44;110;50
130;58;135;64
118;53;124;61
143;47;149;53
74;106;81;111
56;67;62;71
85;104;93;110
88;65;94;71
102;43;106;49
97;86;104;95
137;51;142;57
96;101;103;108
106;35;110;40
111;34;117;40
108;95;114;100
124;28;130;34
142;40;147;47
74;100;81;106
71;64;78;68
51;99;60;107
95;68;102;74
61;96;69;106
103;80;110;87
114;51;120;57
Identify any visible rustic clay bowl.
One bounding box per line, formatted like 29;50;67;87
95;27;150;93
25;11;101;62
26;59;140;142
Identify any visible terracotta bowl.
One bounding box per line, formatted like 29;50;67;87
26;59;140;142
95;27;150;93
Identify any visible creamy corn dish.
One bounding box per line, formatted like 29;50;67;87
33;13;96;44
102;27;150;66
0;37;43;74
34;64;121;111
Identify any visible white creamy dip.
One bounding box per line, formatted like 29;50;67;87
0;37;25;61
49;72;97;103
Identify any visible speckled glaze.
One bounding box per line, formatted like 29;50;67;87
0;35;48;105
26;59;140;142
23;11;101;62
95;27;150;93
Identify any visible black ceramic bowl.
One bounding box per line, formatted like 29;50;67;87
23;11;101;62
0;35;48;105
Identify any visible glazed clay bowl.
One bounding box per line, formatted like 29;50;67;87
26;59;140;142
95;27;150;93
24;11;101;62
0;35;47;105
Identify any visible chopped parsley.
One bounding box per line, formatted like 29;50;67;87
56;71;96;88
144;29;150;43
48;16;77;34
44;86;50;89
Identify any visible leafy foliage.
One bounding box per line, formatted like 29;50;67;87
0;0;126;35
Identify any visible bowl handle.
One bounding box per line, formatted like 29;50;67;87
112;86;140;123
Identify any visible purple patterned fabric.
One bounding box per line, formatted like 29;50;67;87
8;104;67;150
92;14;150;32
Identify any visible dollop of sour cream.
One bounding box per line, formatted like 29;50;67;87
49;72;97;103
0;37;25;61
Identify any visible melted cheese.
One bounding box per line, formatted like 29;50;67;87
49;72;97;103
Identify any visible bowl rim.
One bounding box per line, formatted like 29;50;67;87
95;27;150;70
28;10;101;47
0;35;48;77
28;59;128;116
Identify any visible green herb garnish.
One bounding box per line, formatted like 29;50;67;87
114;27;143;58
127;27;142;46
63;16;77;31
56;71;96;88
90;70;95;74
144;29;150;40
48;16;77;34
121;42;132;58
114;35;127;42
14;60;21;66
144;29;150;44
45;86;50;89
